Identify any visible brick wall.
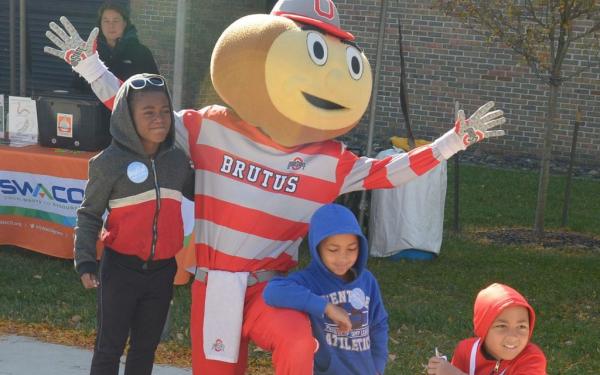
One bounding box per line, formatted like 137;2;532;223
132;0;600;166
130;0;178;84
336;0;600;166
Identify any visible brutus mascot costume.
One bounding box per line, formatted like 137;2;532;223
45;1;505;374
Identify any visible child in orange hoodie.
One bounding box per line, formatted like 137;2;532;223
427;283;547;375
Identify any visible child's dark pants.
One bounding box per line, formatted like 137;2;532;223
90;248;177;375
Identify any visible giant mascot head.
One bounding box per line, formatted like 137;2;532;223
211;0;373;147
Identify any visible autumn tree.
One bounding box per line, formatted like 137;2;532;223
434;0;600;237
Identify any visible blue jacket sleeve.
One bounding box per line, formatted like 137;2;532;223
368;275;389;374
263;273;328;318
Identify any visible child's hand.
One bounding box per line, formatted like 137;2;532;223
80;273;99;289
426;356;465;375
324;303;352;334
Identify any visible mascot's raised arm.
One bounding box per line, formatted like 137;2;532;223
45;1;504;374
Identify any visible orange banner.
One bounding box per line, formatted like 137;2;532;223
0;144;94;179
0;214;77;258
0;145;194;285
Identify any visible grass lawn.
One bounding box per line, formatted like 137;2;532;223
1;163;599;374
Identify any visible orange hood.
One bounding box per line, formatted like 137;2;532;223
473;283;536;340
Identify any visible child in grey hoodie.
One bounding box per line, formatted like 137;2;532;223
74;73;194;375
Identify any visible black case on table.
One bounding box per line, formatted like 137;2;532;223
35;91;111;151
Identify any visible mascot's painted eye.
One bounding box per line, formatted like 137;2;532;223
307;32;328;66
346;46;363;80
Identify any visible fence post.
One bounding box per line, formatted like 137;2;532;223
561;107;582;227
453;154;460;234
452;101;461;234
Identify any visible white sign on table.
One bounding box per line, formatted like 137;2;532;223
8;96;38;146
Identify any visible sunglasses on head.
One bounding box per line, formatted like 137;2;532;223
128;76;165;90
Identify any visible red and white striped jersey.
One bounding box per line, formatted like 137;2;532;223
174;106;463;272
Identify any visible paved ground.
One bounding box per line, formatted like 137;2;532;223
0;335;191;375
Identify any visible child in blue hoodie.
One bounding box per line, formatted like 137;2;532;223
263;203;389;375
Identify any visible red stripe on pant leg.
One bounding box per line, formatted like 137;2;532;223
408;146;440;176
244;283;315;375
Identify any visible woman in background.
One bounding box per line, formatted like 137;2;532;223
73;2;159;92
72;2;159;146
95;2;159;80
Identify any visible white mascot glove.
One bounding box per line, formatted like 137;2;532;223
43;16;106;83
455;101;506;147
434;101;506;160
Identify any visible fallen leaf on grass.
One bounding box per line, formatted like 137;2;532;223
0;319;95;349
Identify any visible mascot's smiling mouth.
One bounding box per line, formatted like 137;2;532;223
302;92;346;110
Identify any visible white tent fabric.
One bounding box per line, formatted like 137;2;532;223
368;148;447;257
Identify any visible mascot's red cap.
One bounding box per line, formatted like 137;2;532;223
271;0;355;41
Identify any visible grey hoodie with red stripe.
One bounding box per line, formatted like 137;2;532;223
74;73;194;276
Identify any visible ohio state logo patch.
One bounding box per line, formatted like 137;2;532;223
212;338;225;352
287;157;306;170
314;0;335;19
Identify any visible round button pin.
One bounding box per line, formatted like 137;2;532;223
127;161;149;183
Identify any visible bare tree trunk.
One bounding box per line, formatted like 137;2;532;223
534;82;560;238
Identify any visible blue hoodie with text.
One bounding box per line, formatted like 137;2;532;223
263;204;389;375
